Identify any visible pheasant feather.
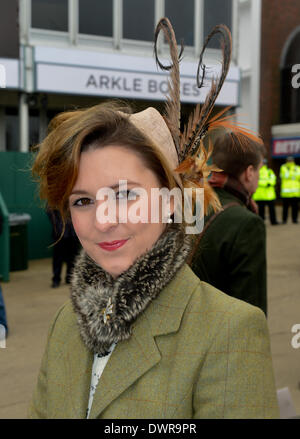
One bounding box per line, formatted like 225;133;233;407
183;24;232;159
154;17;183;156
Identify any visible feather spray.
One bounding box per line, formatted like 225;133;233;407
181;24;232;159
154;17;183;157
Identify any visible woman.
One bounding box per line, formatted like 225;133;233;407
28;19;279;419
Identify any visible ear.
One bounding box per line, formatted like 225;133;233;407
244;165;254;182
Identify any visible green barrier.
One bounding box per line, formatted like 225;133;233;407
0;151;53;261
9;213;31;271
0;192;10;282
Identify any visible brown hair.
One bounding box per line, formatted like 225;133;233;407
212;131;265;178
32;102;177;230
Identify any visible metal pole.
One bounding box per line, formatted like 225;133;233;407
19;92;29;152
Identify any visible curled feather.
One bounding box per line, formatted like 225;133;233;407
154;17;184;156
183;24;232;159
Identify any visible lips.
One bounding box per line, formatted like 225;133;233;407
98;239;128;251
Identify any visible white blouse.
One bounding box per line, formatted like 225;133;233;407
86;343;116;419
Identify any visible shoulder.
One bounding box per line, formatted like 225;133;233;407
178;264;265;321
208;189;257;222
208;200;265;237
180;265;268;340
221;210;265;251
45;300;77;342
187;265;264;314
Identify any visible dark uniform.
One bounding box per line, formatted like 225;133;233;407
190;187;267;315
47;209;81;287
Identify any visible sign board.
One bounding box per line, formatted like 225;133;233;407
0;58;19;89
36;63;238;105
34;46;240;105
272;137;300;158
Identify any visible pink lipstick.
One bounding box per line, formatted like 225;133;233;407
98;239;128;251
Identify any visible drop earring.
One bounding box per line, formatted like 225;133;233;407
166;211;173;224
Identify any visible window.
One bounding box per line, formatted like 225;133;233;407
28;0;234;55
123;0;155;42
0;0;19;58
79;0;113;37
31;0;68;32
165;0;194;46
203;0;232;48
284;31;300;67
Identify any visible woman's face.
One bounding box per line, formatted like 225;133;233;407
69;145;167;277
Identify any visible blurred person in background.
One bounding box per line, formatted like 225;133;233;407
0;213;8;333
190;131;267;315
280;156;299;224
47;208;81;288
253;158;278;225
297;161;300;205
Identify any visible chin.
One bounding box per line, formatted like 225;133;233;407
101;259;132;278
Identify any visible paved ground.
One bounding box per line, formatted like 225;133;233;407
0;214;299;418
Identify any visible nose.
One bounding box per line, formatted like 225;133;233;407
94;199;119;233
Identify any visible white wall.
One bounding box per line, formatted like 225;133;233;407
235;0;261;133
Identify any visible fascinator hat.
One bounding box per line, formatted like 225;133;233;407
128;18;261;214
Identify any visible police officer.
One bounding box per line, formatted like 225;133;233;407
253;158;278;225
280;156;299;224
298;162;300;202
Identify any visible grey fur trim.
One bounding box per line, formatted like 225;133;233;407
70;225;191;355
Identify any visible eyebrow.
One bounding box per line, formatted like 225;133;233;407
70;181;141;196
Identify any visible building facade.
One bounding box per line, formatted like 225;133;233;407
260;0;300;171
0;0;263;153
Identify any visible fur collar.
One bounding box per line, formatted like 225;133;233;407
70;225;191;355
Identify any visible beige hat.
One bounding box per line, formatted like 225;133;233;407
129;107;183;189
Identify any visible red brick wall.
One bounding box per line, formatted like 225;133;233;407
260;0;300;167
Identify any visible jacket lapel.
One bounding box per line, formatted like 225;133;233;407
88;310;161;419
88;264;198;418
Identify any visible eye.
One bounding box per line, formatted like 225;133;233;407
116;190;138;201
72;197;93;207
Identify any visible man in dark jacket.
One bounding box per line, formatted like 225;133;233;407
47;208;81;288
190;131;267;315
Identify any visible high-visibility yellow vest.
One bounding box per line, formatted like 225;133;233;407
280;162;299;198
298;165;300;198
253;165;277;201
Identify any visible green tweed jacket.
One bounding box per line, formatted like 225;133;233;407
28;264;279;419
